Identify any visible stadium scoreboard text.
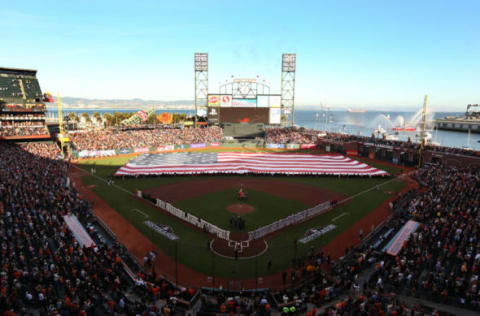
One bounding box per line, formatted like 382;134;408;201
207;94;281;124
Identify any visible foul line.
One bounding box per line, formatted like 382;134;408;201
332;212;349;222
71;164;136;197
336;172;410;207
132;208;149;219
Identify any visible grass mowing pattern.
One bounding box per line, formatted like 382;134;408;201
78;150;405;278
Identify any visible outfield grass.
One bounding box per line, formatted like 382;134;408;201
78;149;405;279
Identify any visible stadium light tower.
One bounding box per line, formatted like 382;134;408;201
194;53;208;124
281;53;296;126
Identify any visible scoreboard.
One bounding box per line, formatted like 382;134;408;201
207;94;281;124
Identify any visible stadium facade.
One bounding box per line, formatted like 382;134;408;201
0;67;52;140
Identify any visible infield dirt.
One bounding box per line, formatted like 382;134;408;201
145;177;345;207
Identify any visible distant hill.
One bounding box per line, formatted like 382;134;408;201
50;97;194;110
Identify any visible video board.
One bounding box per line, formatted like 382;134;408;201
206;94;282;124
219;107;269;124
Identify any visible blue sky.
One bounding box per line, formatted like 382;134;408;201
1;1;478;111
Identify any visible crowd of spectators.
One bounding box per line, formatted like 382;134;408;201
1;138;479;315
0;125;49;137
367;165;480;309
0;142;196;315
270;162;479;315
69;126;223;151
265;127;317;144
0;113;45;120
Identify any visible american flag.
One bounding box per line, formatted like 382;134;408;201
115;152;389;176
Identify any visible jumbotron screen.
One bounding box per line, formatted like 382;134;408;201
217;107;269;124
207;94;281;124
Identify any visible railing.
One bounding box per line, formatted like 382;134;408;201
248;201;331;240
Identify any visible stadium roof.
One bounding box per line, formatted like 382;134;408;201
0;67;37;75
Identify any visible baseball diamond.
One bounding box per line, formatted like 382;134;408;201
75;147;407;281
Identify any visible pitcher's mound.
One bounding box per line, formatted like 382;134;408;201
227;203;255;215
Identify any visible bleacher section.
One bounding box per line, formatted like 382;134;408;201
0;76;22;100
23;77;43;100
0;67;49;140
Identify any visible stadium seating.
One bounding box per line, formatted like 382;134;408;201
0;77;22;99
1;127;479;314
0;68;48;139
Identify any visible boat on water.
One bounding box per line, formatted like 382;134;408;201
435;104;480;133
347;108;367;113
374;125;398;141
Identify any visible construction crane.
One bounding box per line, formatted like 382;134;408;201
56;93;70;158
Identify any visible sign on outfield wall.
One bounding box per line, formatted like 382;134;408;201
79;149;116;158
300;144;317;149
190;143;206;148
156;145;175;152
134;147;150;153
267;143;285;149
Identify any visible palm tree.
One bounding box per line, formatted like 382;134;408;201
93;112;101;124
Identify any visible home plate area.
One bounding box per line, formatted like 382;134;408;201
211;233;267;259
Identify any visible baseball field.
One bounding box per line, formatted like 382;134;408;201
72;148;408;288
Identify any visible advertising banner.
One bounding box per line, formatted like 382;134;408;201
346;150;358;156
78;149;116;158
208;107;219;123
190;143;206;148
300;144;317;149
269;107;281;124
156;145;175;152
208;95;220;107
220;95;232;107
232;98;256;107
210;142;220;147
144;221;179;241
134;147;150;153
267;143;285;149
269;95;281;108
257;95;269;108
299;224;336;244
118;148;132;154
